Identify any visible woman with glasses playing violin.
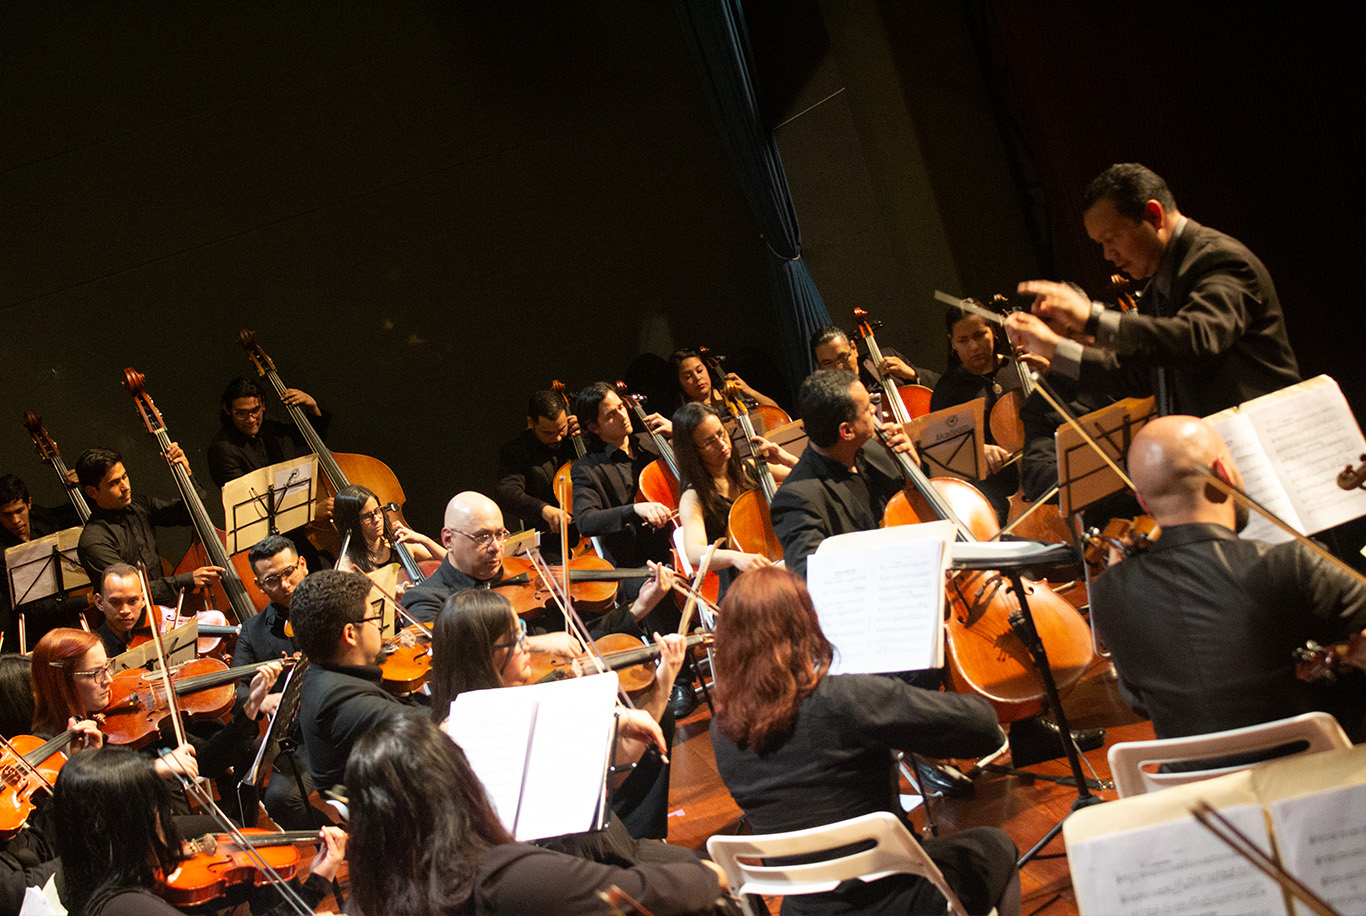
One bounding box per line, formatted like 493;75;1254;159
333;483;444;576
671;404;793;597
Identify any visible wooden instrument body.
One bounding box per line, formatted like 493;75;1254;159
129;605;234;659
0;733;68;840
174;538;268;624
529;631;711;695
378;624;432;695
101;657;288;747
987;390;1027;455
159;829;312;906
726;489;783;562
493;555;633;618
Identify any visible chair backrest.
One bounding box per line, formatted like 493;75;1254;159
706;811;971;916
1108;711;1351;797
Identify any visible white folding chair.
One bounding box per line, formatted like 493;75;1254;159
706;811;986;916
1107;711;1351;797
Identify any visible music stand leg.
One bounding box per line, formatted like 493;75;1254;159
1004;571;1106;867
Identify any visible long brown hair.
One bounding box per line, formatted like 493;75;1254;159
31;628;99;736
671;402;756;527
429;590;518;722
711;567;832;753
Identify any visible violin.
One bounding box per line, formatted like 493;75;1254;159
854;308;932;423
492;555;652;618
876;426;1094;722
22;411;91;523
1111;273;1139;312
377;624;433;695
122;369;265;623
615;381;681;509
1294;640;1362;684
1082;516;1160;569
722;381;783;562
529;632;711;695
102;656;296;748
239;328;418;560
0;728;80;840
127;603;237;660
160;829;320;907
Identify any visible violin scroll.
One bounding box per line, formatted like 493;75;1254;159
237;327;278;376
22;410;58;461
1337;455;1366;491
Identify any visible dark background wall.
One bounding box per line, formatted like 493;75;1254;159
4;1;1362;552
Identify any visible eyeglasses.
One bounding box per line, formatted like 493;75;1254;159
360;507;385;523
71;661;115;682
355;613;385;629
493;618;528;652
257;558;304;590
817;348;857;370
693;429;730;452
452;528;511;550
231;404;265;420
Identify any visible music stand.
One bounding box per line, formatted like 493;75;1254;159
906;399;986;482
951;541;1106;866
1055;396;1155;518
221;456;317;555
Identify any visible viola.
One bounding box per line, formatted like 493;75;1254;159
102;657;295;748
876;426;1094;723
492;555;652;618
127;604;237;660
0;728;78;840
22;411;91;523
160;828;319;907
1082;516;1160;569
721;381;783;562
529;632;711;695
854;308;932;423
615;381;681;509
378;624;433;695
238;329;418;564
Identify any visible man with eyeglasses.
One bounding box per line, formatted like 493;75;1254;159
206;376;329;490
293;568;426;793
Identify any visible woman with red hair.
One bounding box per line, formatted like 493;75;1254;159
708;567;1021;916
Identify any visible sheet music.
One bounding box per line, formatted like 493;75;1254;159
445;672;619;841
54;526;89;590
1270;781;1366;913
1068;803;1284;915
807;522;953;675
272;463;313;502
1207;411;1301;544
4;536;59;607
907;400;984;481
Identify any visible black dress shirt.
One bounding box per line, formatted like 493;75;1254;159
297;662;423;791
769;442;907;579
206;414;332;488
571;444;671;575
77;490;206;607
400;554;489;625
929;359;1023;523
495;428;579;559
1090;523;1366;739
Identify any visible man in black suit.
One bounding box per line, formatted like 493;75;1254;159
494;389;580;562
1089;415;1366;740
1007;162;1300;417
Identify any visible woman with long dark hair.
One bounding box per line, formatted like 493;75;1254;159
333;483;443;575
346;714;726;916
670;403;793;595
671;348;779;415
51;746;343;915
709;568;1021;916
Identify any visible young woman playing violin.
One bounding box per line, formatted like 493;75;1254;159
671;403;794;596
345;715;729;916
51;745;345;916
333;483;444;575
30;628;281;794
428;589;695;850
928;308;1024;524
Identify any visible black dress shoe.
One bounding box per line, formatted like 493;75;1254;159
1008;715;1106;767
668;681;699;719
912;758;975;798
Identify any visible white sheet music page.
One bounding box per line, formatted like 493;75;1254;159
1206;410;1301;544
1270;781;1366;913
1068;803;1283;915
806;521;953;675
443;688;539;835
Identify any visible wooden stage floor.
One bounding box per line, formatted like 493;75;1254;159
665;656;1155;916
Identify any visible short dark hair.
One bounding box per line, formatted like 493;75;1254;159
53;746;184;915
75;448;123;491
99;562;140;594
0;474;30;507
429;590;518;720
1083;163;1177;222
289;569;375;662
798;370;860;448
219;377;268;428
526;390;566;424
248;534;298;569
808;325;850;358
574;381;617;445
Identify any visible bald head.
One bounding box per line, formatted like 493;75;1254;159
441;491;507;580
443;491;501;533
1128;416;1242;527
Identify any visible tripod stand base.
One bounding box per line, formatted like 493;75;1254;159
1018;792;1106;867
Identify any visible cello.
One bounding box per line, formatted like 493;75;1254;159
22;411;91;523
122;369;263;624
876;425;1094;722
238;329;418;559
614;382;680;509
549;380;595;558
722;382;784;562
696;346;791;432
854;309;933;421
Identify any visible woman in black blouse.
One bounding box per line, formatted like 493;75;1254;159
709;568;1020;916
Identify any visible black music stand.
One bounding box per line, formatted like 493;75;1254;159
951;542;1106;866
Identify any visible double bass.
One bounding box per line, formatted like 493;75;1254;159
122;369;263;624
876;426;1094;722
238;329;423;582
22;411;91;523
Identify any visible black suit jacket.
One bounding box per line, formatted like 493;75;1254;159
1079;219;1300;416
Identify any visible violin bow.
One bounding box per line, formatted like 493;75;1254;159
677;539;722;635
137;563;187;751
